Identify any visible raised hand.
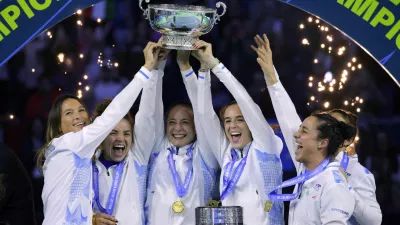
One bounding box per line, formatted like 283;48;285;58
143;41;162;71
251;34;277;85
157;38;171;61
192;40;219;70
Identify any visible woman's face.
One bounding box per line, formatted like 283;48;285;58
223;104;252;150
60;98;90;134
293;116;323;163
101;119;132;162
166;105;196;148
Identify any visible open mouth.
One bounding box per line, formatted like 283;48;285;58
230;132;241;143
112;144;126;157
73;121;85;127
172;134;186;140
295;143;303;152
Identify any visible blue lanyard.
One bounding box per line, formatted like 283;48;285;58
268;158;330;201
167;144;194;198
92;158;125;215
220;143;252;201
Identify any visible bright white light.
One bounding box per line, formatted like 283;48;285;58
324;71;333;83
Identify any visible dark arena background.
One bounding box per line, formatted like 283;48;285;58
0;0;399;224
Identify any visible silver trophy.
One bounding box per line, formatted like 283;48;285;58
139;0;227;50
196;206;243;225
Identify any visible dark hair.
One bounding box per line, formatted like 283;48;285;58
328;109;358;127
92;99;134;126
219;101;238;121
328;109;358;144
311;113;357;157
36;95;89;172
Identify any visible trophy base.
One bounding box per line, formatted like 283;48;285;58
162;35;199;50
195;206;243;225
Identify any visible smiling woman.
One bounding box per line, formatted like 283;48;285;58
35;41;162;225
60;97;90;134
36;95;90;169
92;99;133;161
194;40;284;225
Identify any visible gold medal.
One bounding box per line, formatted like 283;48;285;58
264;200;273;212
172;200;185;213
206;200;220;207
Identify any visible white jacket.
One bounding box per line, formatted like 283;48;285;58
41;67;153;225
267;80;355;225
335;152;382;224
196;64;284;225
92;72;160;225
289;162;356;225
144;66;219;225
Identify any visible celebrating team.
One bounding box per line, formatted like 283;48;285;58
38;35;382;225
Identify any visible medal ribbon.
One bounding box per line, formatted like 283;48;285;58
92;158;125;215
167;144;195;198
268;158;329;201
220;142;252;201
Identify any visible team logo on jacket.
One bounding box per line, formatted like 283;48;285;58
313;184;321;192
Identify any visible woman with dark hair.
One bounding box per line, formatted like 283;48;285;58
90;67;158;225
193;40;284;225
253;34;356;224
329;109;359;156
37;41;162;225
329;109;382;224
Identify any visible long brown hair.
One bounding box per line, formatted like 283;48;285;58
36;95;89;172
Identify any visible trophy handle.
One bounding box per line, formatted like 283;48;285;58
214;2;227;24
139;0;151;19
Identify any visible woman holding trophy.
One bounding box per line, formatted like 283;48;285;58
90;56;161;225
193;41;285;225
144;49;219;225
37;42;162;225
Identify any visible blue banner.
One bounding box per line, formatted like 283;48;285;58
0;0;100;67
280;0;400;86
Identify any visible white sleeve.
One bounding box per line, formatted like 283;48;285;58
197;69;229;166
181;68;219;169
54;67;153;159
350;174;382;225
212;63;282;155
267;79;302;172
152;65;165;152
320;183;355;225
132;70;160;165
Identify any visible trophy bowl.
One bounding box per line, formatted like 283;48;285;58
139;0;227;50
